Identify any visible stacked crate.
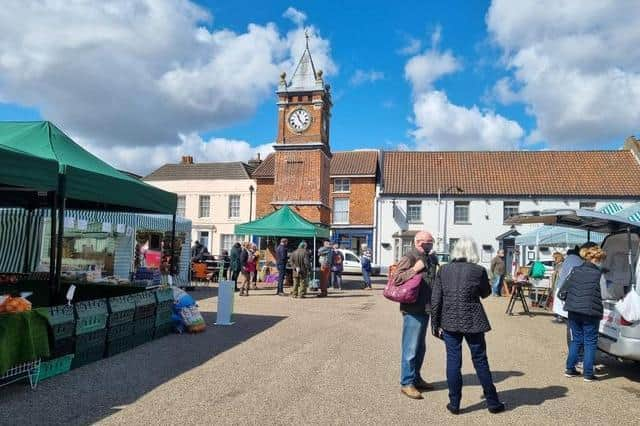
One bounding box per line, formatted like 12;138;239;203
72;299;108;369
154;288;174;338
38;305;75;381
132;291;156;346
105;295;136;357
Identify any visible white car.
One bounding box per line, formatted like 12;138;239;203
335;249;380;275
506;209;640;362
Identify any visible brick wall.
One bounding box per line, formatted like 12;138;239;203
255;178;275;218
330;177;376;225
272;150;331;208
276;92;330;145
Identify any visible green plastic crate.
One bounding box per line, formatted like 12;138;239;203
39;355;74;381
131;329;154;347
72;344;105;369
107;295;135;327
39;305;75;340
154;309;173;327
154;287;173;312
75;299;108;335
154;323;173;339
134;316;156;333
75;328;107;352
107;322;134;342
105;335;134;357
133;291;156;319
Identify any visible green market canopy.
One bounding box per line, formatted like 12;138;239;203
0;121;176;214
234;205;330;238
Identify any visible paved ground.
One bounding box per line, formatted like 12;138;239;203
2;276;640;425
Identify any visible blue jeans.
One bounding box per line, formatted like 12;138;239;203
362;268;371;288
400;313;429;386
443;331;501;410
277;264;286;293
566;312;600;378
332;271;342;289
492;275;503;296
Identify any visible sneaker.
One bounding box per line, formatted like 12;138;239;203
414;378;434;391
446;403;460;415
488;403;506;414
564;369;581;378
584;376;598;382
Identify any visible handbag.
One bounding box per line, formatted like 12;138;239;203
383;271;422;304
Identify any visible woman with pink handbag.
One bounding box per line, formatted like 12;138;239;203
392;231;438;400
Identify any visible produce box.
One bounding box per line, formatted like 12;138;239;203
131;329;154;347
132;291;156;320
75;328;107;352
107;322;134;342
154;309;173;327
74;299;108;335
71;344;105;369
154;322;173;339
38;305;75;341
107;295;135;327
39;354;74;381
133;316;155;333
154;287;173;312
49;336;74;358
105;335;134;357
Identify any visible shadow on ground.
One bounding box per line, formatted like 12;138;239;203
462;385;569;414
428;370;525;391
0;311;286;425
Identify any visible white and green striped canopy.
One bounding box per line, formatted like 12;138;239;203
0;209;44;272
599;202;623;215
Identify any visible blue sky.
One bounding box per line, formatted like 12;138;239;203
0;1;638;173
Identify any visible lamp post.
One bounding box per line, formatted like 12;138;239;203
249;185;255;222
442;185;464;254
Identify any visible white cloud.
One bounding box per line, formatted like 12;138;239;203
487;0;640;147
283;7;306;26
404;28;524;150
398;37;422;56
0;1;335;168
410;91;524;150
82;133;274;176
350;69;384;86
491;77;520;105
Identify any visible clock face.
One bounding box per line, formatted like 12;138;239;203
287;108;311;132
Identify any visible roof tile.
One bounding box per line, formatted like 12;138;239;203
144;162;254;181
252;151;379;178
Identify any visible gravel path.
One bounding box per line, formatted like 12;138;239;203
2;277;639;425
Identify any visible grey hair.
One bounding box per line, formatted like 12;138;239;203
450;237;480;264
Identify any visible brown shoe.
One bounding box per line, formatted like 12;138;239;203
400;385;424;400
414;379;434;392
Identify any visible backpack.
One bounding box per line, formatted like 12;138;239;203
530;261;546;279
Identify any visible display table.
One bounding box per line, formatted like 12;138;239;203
0;311;50;375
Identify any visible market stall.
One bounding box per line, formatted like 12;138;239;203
234;205;330;284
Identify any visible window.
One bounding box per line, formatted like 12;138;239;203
453;201;470;224
345;253;360;263
334;178;350;193
198;231;209;250
228;195;240;218
221;234;244;253
199;195;210;218
503;201;519;222
580;202;597;211
333;198;350;224
176;196;186;218
406;201;422;223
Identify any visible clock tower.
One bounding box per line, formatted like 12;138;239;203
272;34;332;225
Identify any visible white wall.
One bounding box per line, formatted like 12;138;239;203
376;198;637;268
146;178;256;254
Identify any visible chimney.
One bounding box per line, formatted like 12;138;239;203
181;155;194;165
624;136;640;164
248;153;263;168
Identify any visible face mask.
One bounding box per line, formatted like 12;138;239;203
421;242;433;253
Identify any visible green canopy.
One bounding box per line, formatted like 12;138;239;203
0;144;58;191
234;205;330;238
0;121;176;214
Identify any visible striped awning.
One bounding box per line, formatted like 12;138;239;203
39;209;191;233
598;202;623;215
0;209;44;273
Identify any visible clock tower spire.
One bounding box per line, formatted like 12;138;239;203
271;35;333;225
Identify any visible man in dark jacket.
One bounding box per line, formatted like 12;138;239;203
229;242;242;292
394;231;437;399
276;238;289;296
290;241;311;298
490;250;506;296
558;245;605;382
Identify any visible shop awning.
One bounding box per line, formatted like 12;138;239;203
0;121;177;214
234;205;330;238
0;144;58;192
514;226;605;246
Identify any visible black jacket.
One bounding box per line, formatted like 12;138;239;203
399;249;437;315
431;260;492;334
276;244;288;266
558;262;603;319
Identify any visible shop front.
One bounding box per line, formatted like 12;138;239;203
331;228;373;256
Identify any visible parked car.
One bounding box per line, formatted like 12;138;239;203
336;249;380;275
506;209;640;362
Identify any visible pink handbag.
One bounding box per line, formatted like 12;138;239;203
383;272;422;303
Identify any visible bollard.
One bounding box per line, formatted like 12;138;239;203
215;280;235;325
